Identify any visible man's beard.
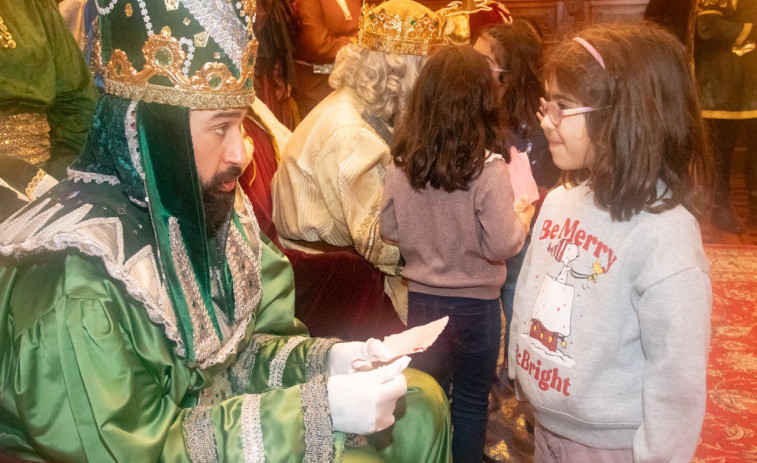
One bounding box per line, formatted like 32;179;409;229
201;166;243;238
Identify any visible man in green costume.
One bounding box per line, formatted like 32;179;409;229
0;0;451;461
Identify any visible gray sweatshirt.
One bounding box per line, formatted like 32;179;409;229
379;157;525;299
508;182;711;462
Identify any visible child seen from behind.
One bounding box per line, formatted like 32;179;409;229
509;23;714;462
380;45;528;463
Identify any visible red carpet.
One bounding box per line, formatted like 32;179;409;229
694;245;757;463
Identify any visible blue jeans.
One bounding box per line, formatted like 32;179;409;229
501;238;530;362
407;292;501;463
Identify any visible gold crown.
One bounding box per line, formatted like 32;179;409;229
357;0;447;56
102;32;258;109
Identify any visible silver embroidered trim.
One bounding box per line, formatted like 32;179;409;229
35;204;92;241
168;217;222;364
179;37;196;76
94;0;117;15
181;0;247;70
345;434;369;448
230;333;276;394
67;167;120;185
306;338;340;381
9;203;64;243
182;189;264;370
0;204;184;356
198;370;233;408
0;197;47;232
301;374;335;463
184;405;218;463
136;0;154;35
225;224;262;327
268;336;307;389
241;394;265;463
125;101;145;181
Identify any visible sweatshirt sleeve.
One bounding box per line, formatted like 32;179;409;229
379;164;399;245
475;161;525;263
632;265;711;462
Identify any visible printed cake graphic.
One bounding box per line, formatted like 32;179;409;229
523;238;580;367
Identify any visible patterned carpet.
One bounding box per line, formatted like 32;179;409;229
485;244;757;463
694;244;757;463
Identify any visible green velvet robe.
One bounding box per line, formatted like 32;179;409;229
0;180;451;462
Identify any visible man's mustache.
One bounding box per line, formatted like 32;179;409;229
208;166;244;188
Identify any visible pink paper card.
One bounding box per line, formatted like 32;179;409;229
382;316;449;358
508;146;540;204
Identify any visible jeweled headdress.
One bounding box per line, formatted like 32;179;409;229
94;0;257;108
357;0;448;56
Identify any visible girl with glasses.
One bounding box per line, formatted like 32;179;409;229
380;45;530;463
510;23;714;462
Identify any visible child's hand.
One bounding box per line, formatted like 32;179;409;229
536;97;546;123
514;196;535;234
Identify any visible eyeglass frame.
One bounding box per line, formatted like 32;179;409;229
539;98;604;126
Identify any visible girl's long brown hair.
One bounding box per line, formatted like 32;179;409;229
544;23;714;220
479;21;544;138
392;45;510;192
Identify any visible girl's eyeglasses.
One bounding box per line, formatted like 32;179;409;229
540;98;603;126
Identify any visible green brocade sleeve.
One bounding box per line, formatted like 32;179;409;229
0;0;98;173
2;249;343;462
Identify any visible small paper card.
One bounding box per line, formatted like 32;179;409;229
508;146;540;205
382;316;449;358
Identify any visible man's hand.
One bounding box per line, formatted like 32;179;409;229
327;356;410;434
328;338;395;376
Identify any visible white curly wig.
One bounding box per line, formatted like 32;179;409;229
328;43;427;126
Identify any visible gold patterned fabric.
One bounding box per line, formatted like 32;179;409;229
0;14;14;48
0;112;51;165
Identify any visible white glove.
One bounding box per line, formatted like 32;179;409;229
328;338;395;376
327;356;410;435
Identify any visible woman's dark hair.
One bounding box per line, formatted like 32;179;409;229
392;45;510;192
478;21;544;138
543;22;714;221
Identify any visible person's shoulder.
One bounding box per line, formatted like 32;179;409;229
542;182;574;201
12;253;117;301
4;252;117;332
636;203;701;243
312;89;365;126
481;152;509;175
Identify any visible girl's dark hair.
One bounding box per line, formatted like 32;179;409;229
392;45;510;192
543;23;714;221
478;21;544;137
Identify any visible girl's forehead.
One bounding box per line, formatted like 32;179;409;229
545;79;576;101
